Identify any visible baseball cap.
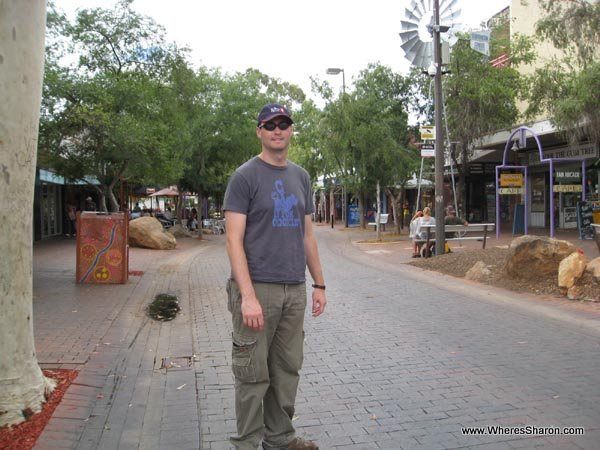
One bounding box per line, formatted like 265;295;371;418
257;103;293;126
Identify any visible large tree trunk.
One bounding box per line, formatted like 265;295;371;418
106;187;119;212
358;190;366;229
0;0;56;428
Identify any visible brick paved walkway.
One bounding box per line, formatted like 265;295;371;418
31;227;600;449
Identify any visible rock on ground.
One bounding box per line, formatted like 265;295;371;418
586;257;600;280
465;261;492;281
505;235;575;279
558;252;588;289
129;217;176;250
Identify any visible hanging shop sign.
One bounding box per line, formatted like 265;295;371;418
421;143;435;157
420;125;435;140
500;173;523;187
553;184;583;193
499;187;523;195
525;143;598;166
555;170;581;183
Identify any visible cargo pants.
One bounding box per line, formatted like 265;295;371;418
226;279;306;449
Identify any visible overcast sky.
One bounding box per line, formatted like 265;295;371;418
56;0;511;99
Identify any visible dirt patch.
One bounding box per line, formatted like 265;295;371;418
409;247;600;302
0;369;79;450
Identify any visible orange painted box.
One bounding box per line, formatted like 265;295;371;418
76;212;129;284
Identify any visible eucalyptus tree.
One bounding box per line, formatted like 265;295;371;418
442;30;534;214
318;64;415;233
39;0;187;211
0;0;54;428
526;0;600;148
178;68;306;218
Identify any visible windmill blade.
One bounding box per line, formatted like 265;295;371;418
404;7;420;23
409;0;425;18
407;42;427;68
439;0;459;17
400;34;421;54
400;20;418;32
399;30;419;43
414;42;433;69
441;9;462;24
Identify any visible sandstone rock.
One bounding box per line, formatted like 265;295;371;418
558;252;588;289
129;217;176;250
586;257;600;281
505;235;575;279
465;261;492;281
567;285;585;300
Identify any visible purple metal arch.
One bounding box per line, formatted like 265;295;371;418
497;126;587;238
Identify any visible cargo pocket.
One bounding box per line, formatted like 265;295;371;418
231;332;257;382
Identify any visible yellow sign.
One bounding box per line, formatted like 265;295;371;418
553;184;583;193
420;125;435;140
499;188;523;195
500;174;523;187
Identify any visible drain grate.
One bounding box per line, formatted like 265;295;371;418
160;356;193;370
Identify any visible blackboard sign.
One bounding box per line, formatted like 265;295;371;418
512;204;525;235
577;201;594;240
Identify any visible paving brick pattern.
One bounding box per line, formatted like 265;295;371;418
31;229;600;449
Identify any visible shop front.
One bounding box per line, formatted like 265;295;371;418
519;142;599;231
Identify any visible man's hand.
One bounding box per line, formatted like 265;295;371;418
312;289;327;317
241;295;264;331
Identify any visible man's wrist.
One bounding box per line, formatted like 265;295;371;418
312;283;326;290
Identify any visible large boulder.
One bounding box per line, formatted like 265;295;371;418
586;257;600;281
465;261;492;282
505;235;576;279
558;252;588;289
129;217;176;250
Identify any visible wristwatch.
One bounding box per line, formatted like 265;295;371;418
312;284;326;290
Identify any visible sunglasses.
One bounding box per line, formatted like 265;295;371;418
260;121;292;131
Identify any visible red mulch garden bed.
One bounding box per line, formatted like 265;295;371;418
0;369;79;450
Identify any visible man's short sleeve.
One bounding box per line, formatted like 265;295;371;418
223;171;251;214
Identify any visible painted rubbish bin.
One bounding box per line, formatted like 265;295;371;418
76;212;129;284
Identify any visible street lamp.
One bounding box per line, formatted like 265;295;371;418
326;67;347;228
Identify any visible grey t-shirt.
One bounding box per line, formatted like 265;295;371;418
223;156;314;284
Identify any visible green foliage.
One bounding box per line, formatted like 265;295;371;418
40;1;188;211
526;0;600;146
440;28;534;211
317;63;417;198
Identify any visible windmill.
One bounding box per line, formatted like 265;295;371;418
400;0;463;248
399;0;462;69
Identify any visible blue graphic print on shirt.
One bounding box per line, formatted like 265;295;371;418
271;179;300;228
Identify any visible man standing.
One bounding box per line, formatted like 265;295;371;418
224;104;326;450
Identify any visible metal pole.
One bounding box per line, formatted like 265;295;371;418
433;0;445;255
342;70;349;228
416;156;424;213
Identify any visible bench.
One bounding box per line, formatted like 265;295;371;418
368;213;389;231
416;223;495;257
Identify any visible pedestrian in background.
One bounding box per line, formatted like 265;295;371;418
84;196;96;211
65;203;77;237
223;103;326;450
409;210;423;257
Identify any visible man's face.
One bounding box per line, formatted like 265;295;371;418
256;116;293;153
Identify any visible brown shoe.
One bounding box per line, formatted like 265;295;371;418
263;436;319;450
